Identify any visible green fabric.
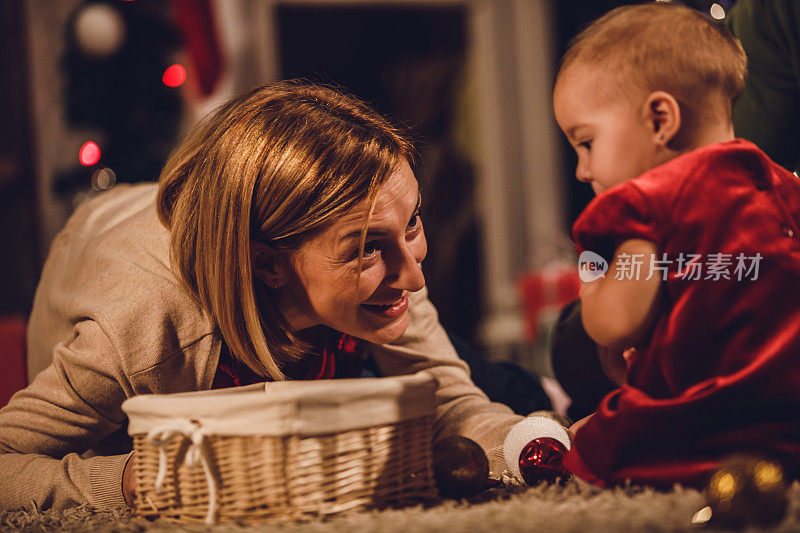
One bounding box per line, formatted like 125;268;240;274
727;0;800;171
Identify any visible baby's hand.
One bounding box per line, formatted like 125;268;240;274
622;347;637;366
597;346;628;386
569;413;593;436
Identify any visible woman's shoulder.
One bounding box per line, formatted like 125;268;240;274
37;183;181;305
27;183;216;379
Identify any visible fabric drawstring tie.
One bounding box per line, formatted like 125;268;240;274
146;419;218;524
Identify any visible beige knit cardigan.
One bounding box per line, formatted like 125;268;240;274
0;184;522;511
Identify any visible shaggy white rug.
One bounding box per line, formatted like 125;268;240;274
2;481;799;532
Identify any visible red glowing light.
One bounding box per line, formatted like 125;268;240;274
79;141;101;166
162;64;187;87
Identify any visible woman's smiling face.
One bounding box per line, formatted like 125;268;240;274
277;160;427;344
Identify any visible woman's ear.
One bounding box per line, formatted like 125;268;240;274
643;91;681;146
251;241;288;289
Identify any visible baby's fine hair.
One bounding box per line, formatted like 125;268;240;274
559;2;747;119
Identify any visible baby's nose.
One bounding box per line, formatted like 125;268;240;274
575;165;592;183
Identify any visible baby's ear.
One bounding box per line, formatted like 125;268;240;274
643;91;681;146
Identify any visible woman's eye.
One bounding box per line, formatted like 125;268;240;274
579;141;592;150
362;241;380;257
407;214;420;231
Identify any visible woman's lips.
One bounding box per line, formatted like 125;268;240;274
361;294;409;319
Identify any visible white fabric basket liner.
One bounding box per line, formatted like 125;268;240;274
123;372;437;437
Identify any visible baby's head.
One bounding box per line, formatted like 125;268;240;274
553;3;747;195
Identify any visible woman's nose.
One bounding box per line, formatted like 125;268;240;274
392;237;426;291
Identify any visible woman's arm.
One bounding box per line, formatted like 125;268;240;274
369;287;523;478
0;320;131;511
580;239;662;351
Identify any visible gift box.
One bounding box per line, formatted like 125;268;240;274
518;265;580;341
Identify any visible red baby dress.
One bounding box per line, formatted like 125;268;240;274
566;140;800;487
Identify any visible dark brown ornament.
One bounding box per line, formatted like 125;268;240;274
432;436;490;498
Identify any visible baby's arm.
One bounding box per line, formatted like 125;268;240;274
580;239;661;351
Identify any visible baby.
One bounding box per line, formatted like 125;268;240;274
554;3;800;486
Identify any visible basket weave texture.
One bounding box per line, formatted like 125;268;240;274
124;374;439;523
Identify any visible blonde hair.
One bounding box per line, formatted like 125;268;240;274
156;80;413;380
559;2;747;121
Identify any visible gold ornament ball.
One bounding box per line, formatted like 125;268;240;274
704;454;788;528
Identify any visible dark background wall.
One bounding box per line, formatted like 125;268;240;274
0;2;39;316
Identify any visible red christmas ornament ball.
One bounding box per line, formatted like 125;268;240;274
519;437;569;485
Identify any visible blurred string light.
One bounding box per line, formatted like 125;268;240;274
59;1;183;200
162;64;187;87
79;141;101;166
91;167;117;191
710;3;726;20
73;3;126;58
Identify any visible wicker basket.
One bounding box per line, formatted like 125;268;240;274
122;372;439;524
